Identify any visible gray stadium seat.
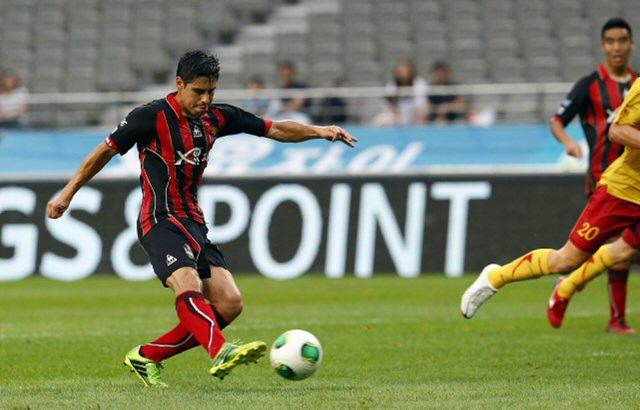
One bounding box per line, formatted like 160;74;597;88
3;0;637;127
450;38;484;61
409;0;443;19
490;57;527;83
310;61;344;86
68;27;99;47
342;0;374;15
64;66;96;93
526;56;562;82
484;19;517;38
456;60;490;84
446;0;479;20
485;38;519;60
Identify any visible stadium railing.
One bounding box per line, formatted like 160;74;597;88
17;82;573;129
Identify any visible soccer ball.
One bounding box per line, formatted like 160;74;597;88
270;329;323;381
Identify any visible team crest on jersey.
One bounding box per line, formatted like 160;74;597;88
183;243;195;260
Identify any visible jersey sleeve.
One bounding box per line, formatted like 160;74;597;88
105;105;155;155
212;104;272;137
552;75;591;126
614;78;640;127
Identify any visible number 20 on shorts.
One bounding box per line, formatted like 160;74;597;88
577;222;600;241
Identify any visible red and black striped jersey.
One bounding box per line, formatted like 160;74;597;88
105;92;272;236
552;64;637;195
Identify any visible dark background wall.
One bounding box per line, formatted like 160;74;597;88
0;174;586;280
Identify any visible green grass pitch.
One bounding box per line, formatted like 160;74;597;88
1;274;639;409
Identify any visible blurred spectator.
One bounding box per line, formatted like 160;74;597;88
242;76;281;117
316;78;348;124
424;61;467;124
374;58;428;126
0;70;28;129
272;61;311;123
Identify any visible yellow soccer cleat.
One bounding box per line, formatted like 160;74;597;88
124;345;168;387
209;341;267;380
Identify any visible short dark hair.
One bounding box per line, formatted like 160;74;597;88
176;50;220;84
601;17;632;40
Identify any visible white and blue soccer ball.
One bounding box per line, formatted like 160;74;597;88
270;329;323;381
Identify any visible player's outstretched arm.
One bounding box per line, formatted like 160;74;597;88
266;121;358;148
47;142;118;219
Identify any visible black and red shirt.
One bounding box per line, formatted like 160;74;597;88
552;63;637;195
105;92;272;236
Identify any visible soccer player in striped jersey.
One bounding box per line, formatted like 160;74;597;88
548;17;636;333
47;50;357;387
461;73;640;325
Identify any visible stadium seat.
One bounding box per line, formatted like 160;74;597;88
485;38;519;60
4;0;640;128
526;57;562;82
409;0;443;19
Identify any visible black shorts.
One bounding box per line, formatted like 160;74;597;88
140;217;228;286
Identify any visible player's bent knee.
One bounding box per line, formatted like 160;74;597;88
230;300;244;319
220;293;244;319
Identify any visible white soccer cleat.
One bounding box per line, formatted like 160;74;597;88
461;264;500;319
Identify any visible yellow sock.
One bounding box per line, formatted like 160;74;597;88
557;244;613;299
488;249;553;289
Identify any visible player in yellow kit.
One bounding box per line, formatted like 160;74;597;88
461;77;640;321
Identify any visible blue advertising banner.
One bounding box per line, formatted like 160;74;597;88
0;124;587;177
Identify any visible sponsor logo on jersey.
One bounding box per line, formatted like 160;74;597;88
176;147;204;166
606;107;619;124
166;254;177;266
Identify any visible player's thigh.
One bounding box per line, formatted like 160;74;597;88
202;266;242;306
199;242;241;304
166;266;203;295
140;218;203;287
